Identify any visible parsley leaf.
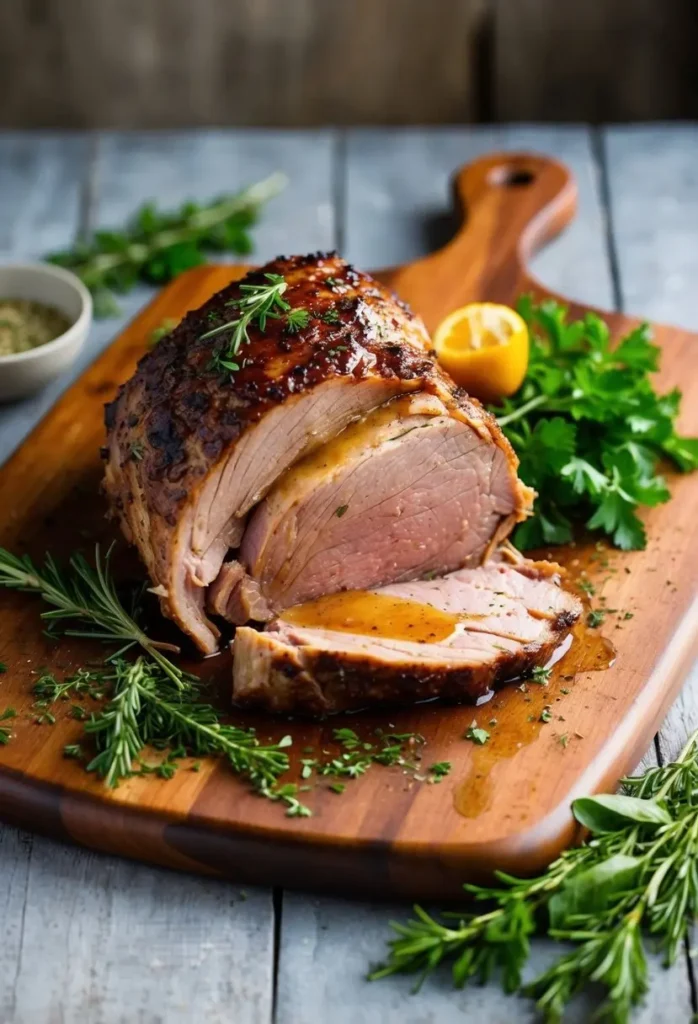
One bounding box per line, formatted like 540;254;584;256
489;300;697;550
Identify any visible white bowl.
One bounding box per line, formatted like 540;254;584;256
0;262;92;402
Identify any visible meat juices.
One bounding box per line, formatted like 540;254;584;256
103;253;580;715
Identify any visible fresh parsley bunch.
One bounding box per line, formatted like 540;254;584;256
490;298;698;550
49;172;286;317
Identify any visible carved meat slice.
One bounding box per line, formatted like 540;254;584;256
232;562;582;716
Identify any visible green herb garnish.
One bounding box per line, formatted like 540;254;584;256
371;729;698;1022
317;728;424;781
0;545;184;686
531;665;552;685
465;724;490;745
428;761;451;781
320;308;341;325
285;308;311;334
490;299;698;550
202;273;291;374
0;546;293;800
48;173;286;317
335;504;349;518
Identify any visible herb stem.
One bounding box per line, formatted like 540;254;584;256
0;546;185;687
80;173;287;281
495;393;549;427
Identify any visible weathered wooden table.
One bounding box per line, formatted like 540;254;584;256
0;125;696;1023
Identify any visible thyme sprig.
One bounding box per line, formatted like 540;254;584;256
0;545;184;686
49;173;286;317
371;730;698;1022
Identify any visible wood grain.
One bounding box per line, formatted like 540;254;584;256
0;0;486;129
2;2;697;129
1;151;697;900
494;0;698;121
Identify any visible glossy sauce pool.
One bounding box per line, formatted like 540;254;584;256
283;556;617;822
282;589;467;643
453;549;618;818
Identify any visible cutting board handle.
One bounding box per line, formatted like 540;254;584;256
385;151;578;327
451;151;578;267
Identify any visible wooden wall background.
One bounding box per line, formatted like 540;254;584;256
1;0;696;128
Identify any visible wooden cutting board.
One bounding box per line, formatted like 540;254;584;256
1;153;697;900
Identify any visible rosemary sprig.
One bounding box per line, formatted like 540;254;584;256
202;272;291;373
0;545;184;686
48;173;286;317
83;658;291;791
0;546;293;799
370;730;698;1022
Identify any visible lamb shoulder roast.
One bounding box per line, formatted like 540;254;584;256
104;252;579;712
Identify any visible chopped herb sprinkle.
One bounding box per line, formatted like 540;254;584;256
465;724;490;745
531;665;552;684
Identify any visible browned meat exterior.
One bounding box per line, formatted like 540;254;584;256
104;253;532;654
232;563;582;716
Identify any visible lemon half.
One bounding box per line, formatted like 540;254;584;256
433;302;529;403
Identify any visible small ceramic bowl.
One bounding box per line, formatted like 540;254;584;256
0;262;92;402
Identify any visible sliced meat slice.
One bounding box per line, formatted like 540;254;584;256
232;562;582;716
218;393;523;622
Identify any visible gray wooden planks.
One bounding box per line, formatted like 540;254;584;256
4;842;273;1024
276;125;695;1022
604;127;698;775
603;125;698;329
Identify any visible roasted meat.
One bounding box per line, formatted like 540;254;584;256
233;561;582;715
104;253;532;654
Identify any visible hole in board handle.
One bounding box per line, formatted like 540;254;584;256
488;166;535;188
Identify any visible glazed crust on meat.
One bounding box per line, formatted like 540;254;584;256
103;252;531;648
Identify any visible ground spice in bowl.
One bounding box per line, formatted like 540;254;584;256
0;299;71;357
